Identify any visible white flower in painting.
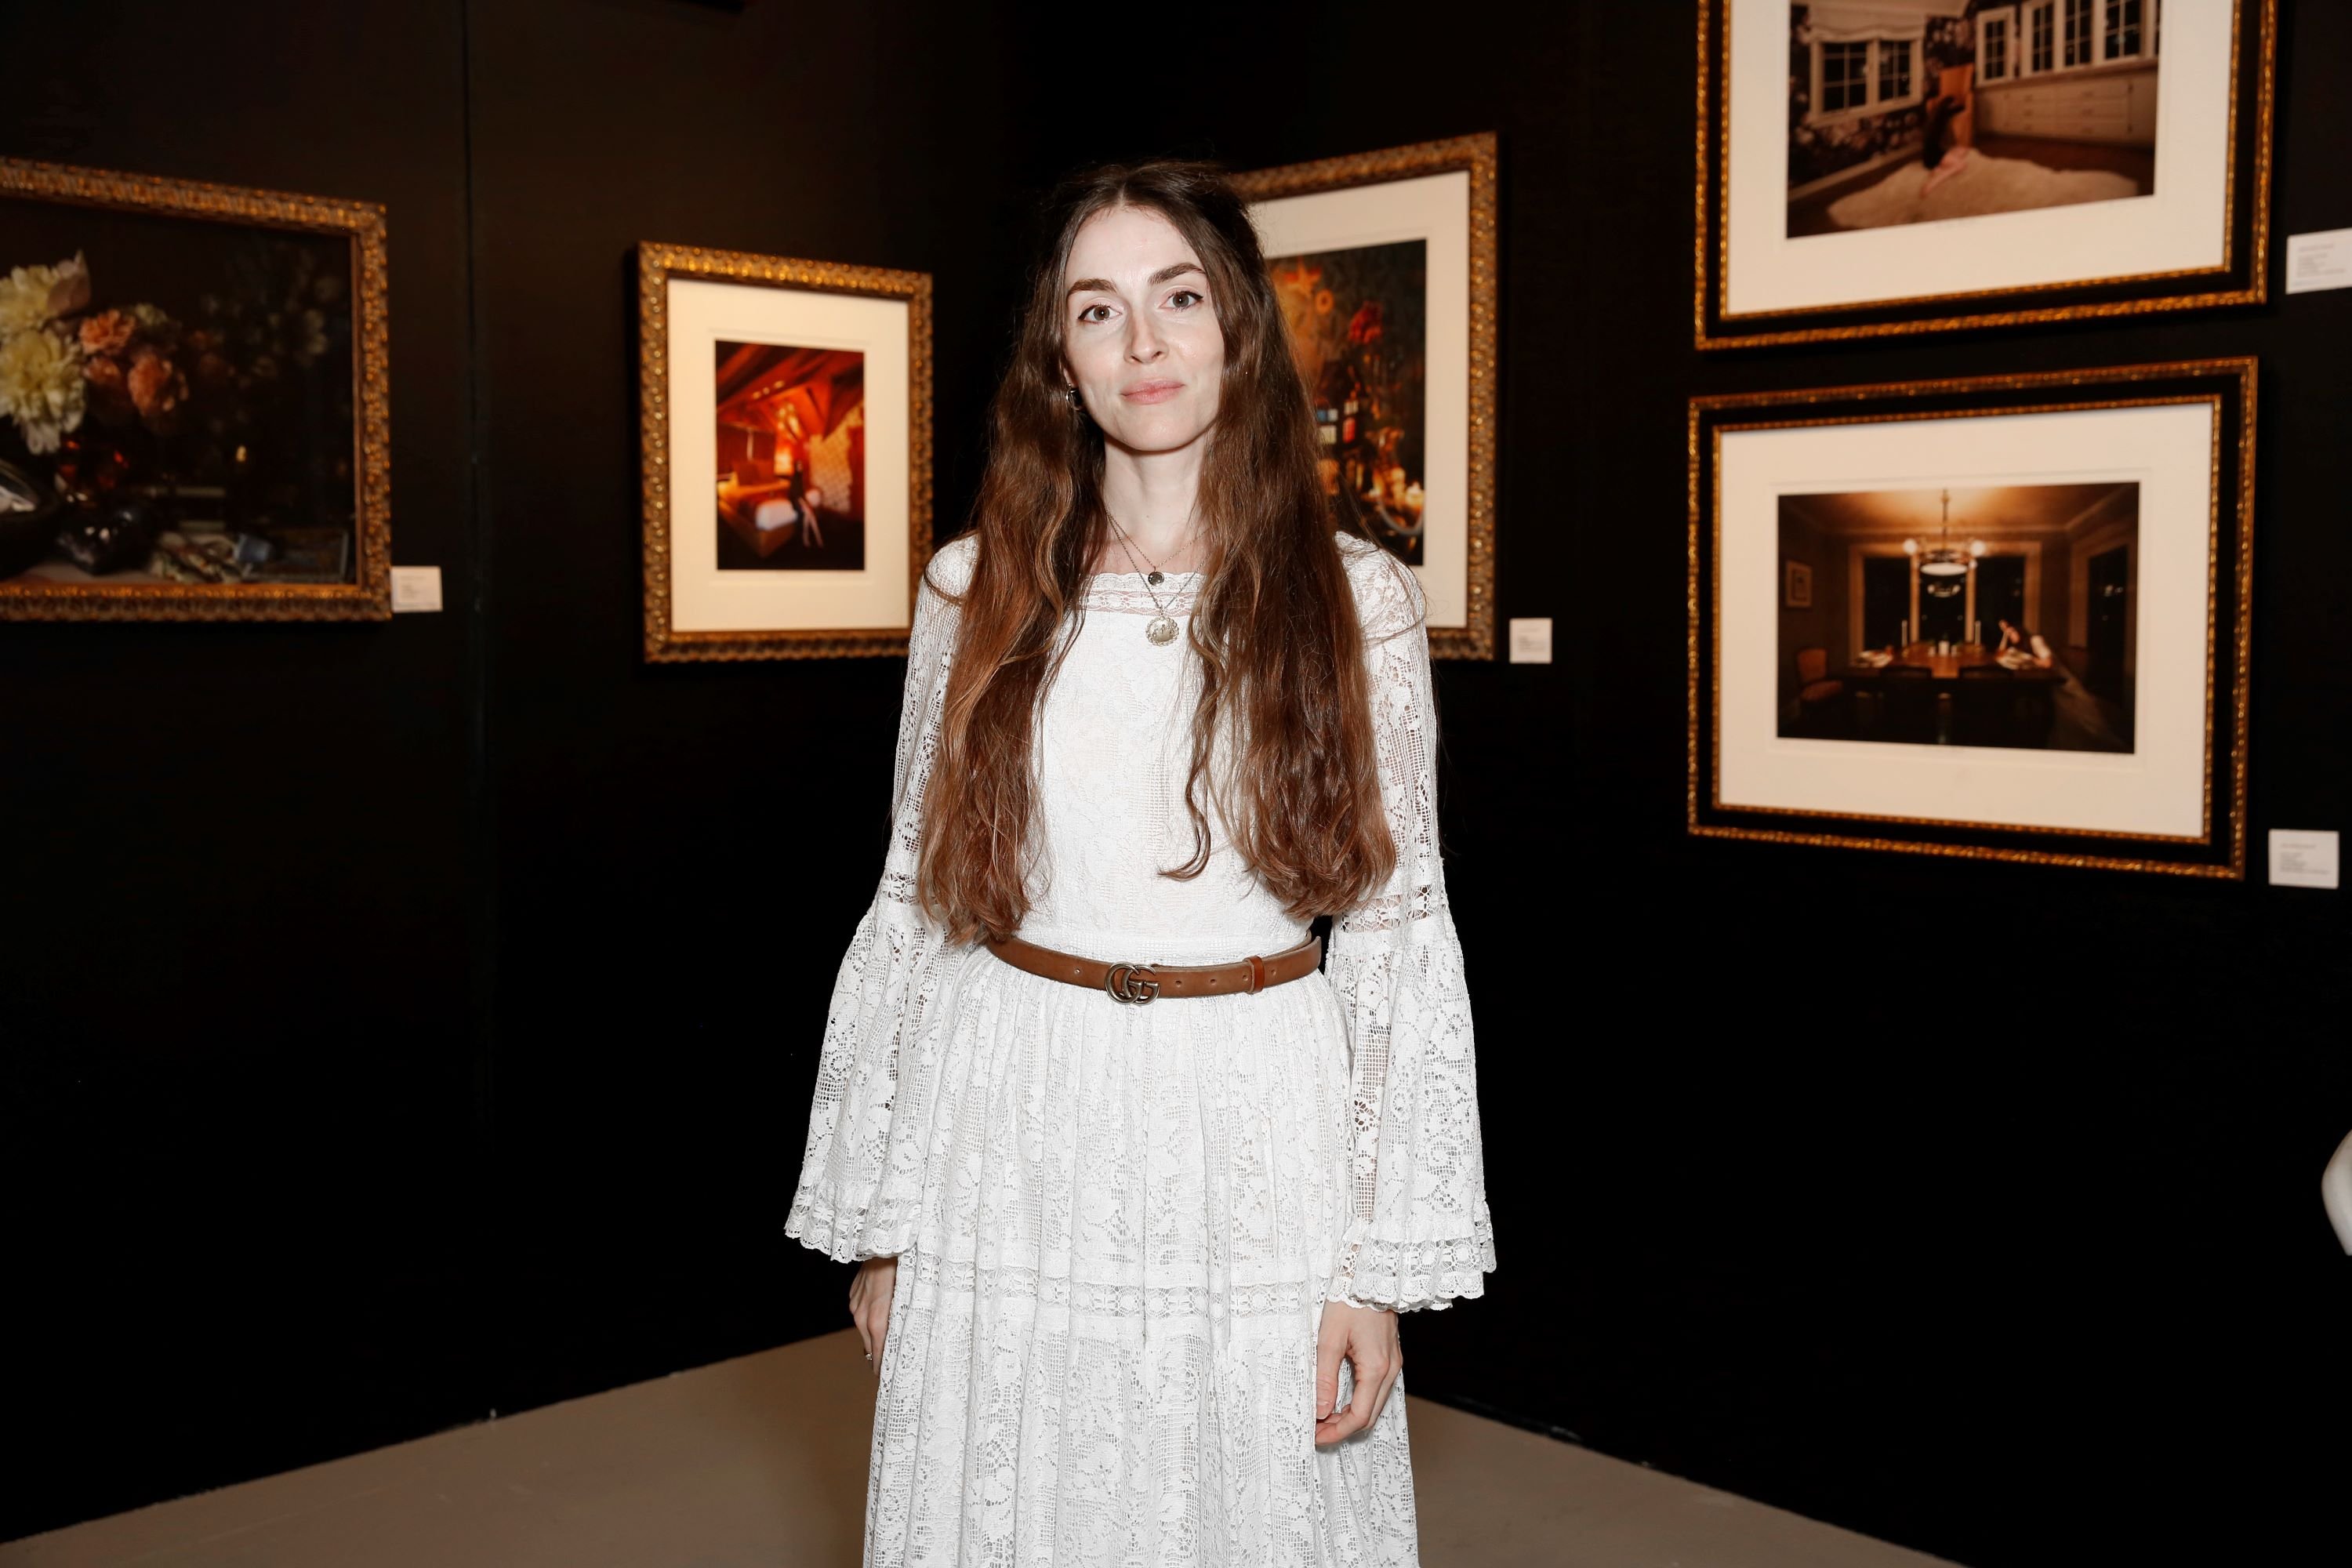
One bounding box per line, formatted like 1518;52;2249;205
0;252;90;333
0;326;89;454
0;267;58;334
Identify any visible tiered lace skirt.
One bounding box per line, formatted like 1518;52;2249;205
866;944;1421;1567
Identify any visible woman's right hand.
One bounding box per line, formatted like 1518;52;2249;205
848;1256;898;1381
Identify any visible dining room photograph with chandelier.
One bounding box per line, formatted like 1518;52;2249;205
1777;480;2139;754
1690;358;2253;877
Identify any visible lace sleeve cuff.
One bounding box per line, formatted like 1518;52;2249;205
782;894;942;1264
1326;1200;1498;1312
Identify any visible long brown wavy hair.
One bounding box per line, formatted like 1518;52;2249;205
918;159;1397;946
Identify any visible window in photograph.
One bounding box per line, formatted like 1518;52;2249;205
1809;34;1918;125
1877;37;1912;105
2030;0;2055;72
2106;0;2145;60
1821;40;1868;112
2064;0;2093;67
1983;10;2012;82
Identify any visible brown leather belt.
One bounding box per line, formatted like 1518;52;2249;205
985;932;1323;1005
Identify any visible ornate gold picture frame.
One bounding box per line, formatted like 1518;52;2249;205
637;243;932;662
1696;0;2276;349
1689;359;2255;877
0;158;390;620
1233;133;1498;659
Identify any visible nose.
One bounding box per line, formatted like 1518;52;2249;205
1124;310;1166;364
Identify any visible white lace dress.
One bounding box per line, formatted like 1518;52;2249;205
786;531;1495;1566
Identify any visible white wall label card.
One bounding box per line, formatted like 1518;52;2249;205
2268;829;2339;890
1508;618;1552;665
2285;229;2352;295
390;565;444;613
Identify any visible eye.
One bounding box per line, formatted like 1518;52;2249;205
1076;302;1114;325
1167;289;1204;310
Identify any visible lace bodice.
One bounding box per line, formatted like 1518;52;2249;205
785;531;1496;1311
1020;565;1309;966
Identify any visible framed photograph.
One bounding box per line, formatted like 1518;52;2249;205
1785;559;1815;607
0;158;390;619
1695;0;2277;348
1232;133;1497;659
1689;358;2254;877
637;243;931;661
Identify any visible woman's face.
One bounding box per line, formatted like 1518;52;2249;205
1061;204;1225;456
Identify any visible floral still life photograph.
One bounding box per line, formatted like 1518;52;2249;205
0;165;385;618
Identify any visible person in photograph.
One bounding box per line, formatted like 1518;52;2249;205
785;159;1492;1566
780;403;822;547
749;403;810;540
1917;92;1973;197
1994;615;2053;666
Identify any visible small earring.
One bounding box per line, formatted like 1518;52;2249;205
1065;383;1082;410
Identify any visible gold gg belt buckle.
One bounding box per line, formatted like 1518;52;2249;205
1104;962;1161;1005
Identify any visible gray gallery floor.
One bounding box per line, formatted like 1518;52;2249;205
2;1330;1962;1568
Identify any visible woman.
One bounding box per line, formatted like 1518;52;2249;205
782;403;822;549
1917;92;1973;197
785;159;1494;1565
1994;615;2053;666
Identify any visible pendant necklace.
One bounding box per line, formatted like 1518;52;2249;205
1109;521;1184;647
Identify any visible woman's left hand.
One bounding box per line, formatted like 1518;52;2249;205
1312;1299;1401;1446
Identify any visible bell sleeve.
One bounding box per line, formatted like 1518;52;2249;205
1323;543;1497;1311
782;539;971;1264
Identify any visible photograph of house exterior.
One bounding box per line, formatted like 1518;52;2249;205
1788;0;2160;236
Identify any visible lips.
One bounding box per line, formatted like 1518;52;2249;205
1121;379;1185;405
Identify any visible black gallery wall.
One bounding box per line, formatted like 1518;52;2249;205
2;1;2344;1561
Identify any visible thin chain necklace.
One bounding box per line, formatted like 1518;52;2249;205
1108;520;1185;646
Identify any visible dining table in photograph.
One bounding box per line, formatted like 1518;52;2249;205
1798;642;2067;750
1846;643;2062;681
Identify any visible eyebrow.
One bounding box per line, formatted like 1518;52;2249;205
1065;261;1207;299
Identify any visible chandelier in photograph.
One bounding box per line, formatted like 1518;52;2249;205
1904;488;1985;598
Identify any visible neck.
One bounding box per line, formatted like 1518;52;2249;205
1098;431;1208;569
